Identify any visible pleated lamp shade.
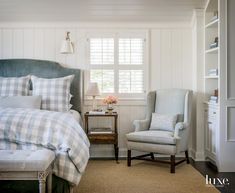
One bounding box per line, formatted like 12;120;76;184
86;82;100;96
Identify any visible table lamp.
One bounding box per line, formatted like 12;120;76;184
86;82;101;111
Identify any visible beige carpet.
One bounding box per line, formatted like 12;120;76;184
75;160;219;193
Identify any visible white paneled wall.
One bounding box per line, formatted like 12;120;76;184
0;27;86;69
0;24;193;157
150;29;193;90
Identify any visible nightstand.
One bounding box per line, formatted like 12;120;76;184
84;112;119;163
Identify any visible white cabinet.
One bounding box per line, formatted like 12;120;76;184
204;103;218;164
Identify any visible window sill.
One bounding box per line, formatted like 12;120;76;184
84;98;146;106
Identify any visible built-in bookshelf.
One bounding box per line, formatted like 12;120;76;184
204;0;220;166
204;0;219;105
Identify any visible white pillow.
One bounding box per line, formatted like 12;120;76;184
0;75;30;96
0;96;41;109
150;113;178;131
31;75;74;112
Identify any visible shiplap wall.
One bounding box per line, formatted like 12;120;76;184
0;24;193;157
150;29;192;90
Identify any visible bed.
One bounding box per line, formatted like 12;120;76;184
0;59;90;193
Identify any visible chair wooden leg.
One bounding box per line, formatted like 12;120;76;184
185;150;190;164
170;155;175;173
150;152;154;160
127;150;131;167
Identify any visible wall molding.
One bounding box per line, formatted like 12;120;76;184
0;22;192;29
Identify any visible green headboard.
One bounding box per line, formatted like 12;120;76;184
0;59;83;113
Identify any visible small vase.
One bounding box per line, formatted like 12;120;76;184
107;104;114;113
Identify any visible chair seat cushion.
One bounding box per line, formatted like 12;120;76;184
0;149;55;171
126;130;176;145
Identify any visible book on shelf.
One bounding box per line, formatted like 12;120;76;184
208;69;218;76
89;128;113;134
210;11;218;22
209;100;218;104
209;96;218;104
209;42;218;49
210;15;218;22
88;111;106;115
210;96;218;100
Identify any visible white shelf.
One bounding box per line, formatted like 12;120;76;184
205;75;219;79
205;47;219;54
205;19;219;28
204;101;219;107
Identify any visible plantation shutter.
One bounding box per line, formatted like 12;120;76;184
88;35;146;96
119;38;144;65
90;38;115;93
118;38;144;93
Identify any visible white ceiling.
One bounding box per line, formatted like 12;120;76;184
0;0;206;23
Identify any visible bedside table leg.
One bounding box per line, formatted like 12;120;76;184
114;144;119;163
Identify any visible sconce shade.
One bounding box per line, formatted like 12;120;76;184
60;31;74;54
60;40;74;54
86;82;101;96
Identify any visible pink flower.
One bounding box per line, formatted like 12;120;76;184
103;95;118;104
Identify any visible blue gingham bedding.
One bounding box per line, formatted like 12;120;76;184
0;107;90;185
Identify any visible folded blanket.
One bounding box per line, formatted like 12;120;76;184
0;107;90;185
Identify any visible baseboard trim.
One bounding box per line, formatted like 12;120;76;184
189;148;205;161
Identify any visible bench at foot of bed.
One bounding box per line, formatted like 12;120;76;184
0;149;55;193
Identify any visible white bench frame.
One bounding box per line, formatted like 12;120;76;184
0;165;53;193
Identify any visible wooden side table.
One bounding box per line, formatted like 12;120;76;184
84;112;119;162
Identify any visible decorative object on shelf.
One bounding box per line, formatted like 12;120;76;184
209;89;219;104
103;95;118;113
86;82;101;111
60;32;74;54
211;10;218;21
209;37;219;49
208;68;218;76
214;89;218;97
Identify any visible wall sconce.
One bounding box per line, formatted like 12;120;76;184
60;31;74;54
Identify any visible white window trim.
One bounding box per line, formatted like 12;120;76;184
84;29;149;100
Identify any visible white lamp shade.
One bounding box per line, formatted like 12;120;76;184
60;40;74;54
86;82;101;96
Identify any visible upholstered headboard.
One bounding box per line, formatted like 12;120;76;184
0;59;83;113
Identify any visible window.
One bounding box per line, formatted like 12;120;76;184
90;38;114;65
119;70;143;93
90;70;114;93
88;33;147;98
119;38;144;65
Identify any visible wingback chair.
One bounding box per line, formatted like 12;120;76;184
126;89;193;173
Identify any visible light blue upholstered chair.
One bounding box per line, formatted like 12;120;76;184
126;89;193;173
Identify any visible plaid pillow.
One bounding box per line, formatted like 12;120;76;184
31;75;74;112
0;76;30;96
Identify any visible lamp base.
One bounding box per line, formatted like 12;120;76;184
92;96;98;111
